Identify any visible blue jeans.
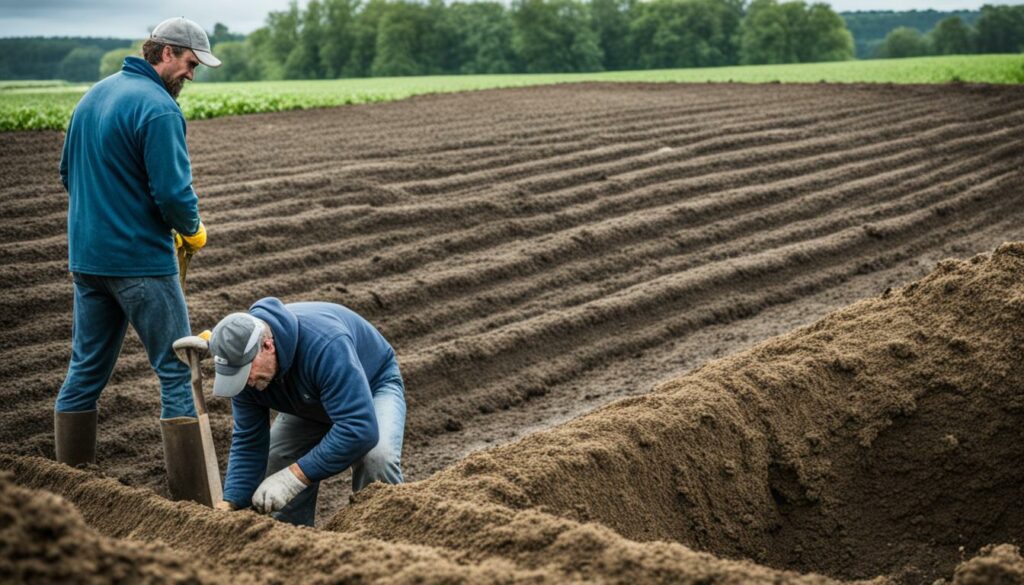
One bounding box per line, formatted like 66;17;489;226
266;367;406;527
55;273;196;419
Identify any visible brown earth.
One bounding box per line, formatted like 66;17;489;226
1;82;1024;583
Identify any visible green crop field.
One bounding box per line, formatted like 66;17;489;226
3;54;1022;132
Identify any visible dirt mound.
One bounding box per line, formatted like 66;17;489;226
0;471;218;584
943;545;1024;585
2;455;845;584
0;456;552;584
328;242;1024;583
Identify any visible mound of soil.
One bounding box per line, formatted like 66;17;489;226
328;242;1024;584
0;471;216;584
943;545;1024;585
0;456;556;584
0;455;840;584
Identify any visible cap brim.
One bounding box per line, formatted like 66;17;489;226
194;49;221;68
213;360;252;398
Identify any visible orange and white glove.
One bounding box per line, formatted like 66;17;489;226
174;222;207;253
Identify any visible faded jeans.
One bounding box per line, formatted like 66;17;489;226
266;364;406;526
55;273;196;419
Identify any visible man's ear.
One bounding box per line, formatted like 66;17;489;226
162;45;175;63
265;337;276;353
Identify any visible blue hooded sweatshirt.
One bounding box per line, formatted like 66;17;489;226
222;298;399;507
59;56;201;276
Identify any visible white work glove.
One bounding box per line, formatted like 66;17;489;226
252;466;308;514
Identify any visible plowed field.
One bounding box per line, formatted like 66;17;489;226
2;82;1024;584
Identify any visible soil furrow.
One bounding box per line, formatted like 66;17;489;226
3;104;1021;336
394;168;1022;438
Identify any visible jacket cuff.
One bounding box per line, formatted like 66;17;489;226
295;455;327;483
222;490;253;508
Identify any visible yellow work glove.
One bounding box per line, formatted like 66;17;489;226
198;329;212;342
175;222;207;253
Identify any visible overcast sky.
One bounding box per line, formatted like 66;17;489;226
2;0;1023;38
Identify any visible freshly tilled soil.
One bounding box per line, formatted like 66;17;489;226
2;82;1024;583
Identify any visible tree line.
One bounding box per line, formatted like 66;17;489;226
0;38;130;81
3;2;1022;83
203;0;854;81
873;4;1024;58
841;10;981;58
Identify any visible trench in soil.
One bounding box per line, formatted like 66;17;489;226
765;384;1024;581
596;379;1024;581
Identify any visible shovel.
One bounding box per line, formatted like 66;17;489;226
168;334;223;507
166;236;220;506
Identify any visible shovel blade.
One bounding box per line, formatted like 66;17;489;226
161;416;218;506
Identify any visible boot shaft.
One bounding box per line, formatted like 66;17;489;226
54;409;98;467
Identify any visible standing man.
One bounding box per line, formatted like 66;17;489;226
208;297;406;526
55;17;221;484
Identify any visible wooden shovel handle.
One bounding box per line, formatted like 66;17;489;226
177;247;193;293
187;351;208;417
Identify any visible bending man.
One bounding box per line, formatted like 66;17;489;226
209;297;406;526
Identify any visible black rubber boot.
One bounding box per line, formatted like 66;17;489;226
54;409;98;467
160;417;213;506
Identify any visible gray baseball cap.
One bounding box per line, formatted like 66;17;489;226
209;313;264;397
150;17;222;68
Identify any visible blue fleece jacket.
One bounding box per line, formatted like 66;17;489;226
222;298;399;507
59;56;201;276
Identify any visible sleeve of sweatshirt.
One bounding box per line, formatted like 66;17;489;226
222;391;270;507
59;115;71;192
141;112;201;236
296;336;380;482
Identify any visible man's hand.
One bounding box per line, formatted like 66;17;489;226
252;464;309;515
175;221;207;253
214;500;237;511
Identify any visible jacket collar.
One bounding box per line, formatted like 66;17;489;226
122;56;172;97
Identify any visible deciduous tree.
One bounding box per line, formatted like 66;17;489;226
974;4;1024;53
740;0;851;64
876;26;931;58
59;47;104;82
446;2;518;73
590;0;636;70
930;16;973;55
99;41;143;78
512;0;604;73
630;0;742;69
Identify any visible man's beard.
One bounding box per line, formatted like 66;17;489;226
162;74;185;99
